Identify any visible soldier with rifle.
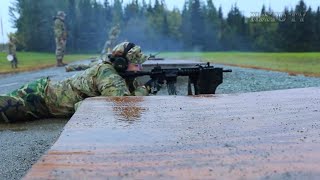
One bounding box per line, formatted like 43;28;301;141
0;41;231;123
53;11;68;67
0;42;152;123
65;24;121;72
7;33;18;69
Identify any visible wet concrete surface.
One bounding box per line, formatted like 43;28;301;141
24;88;320;179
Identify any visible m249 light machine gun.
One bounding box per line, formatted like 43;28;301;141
120;62;232;95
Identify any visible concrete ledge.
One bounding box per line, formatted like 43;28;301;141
24;88;320;179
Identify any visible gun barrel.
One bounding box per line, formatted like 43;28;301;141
223;69;232;72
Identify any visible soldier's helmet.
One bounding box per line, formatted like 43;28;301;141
112;42;147;64
8;33;16;42
57;11;66;19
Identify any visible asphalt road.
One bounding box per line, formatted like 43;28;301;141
1;59;320;179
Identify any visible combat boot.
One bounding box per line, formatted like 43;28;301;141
57;59;68;67
0;96;25;123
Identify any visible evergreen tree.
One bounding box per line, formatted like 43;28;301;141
204;0;220;50
189;0;205;50
66;0;77;52
292;1;314;51
315;7;320;50
249;5;278;51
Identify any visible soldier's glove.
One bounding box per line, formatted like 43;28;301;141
144;79;162;95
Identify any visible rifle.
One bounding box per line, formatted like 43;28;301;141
148;52;164;60
120;62;232;95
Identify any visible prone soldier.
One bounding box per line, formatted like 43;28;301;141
0;42;158;123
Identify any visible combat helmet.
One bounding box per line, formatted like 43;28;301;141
111;42;147;64
57;11;66;19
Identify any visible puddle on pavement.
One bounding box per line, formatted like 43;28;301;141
110;97;147;122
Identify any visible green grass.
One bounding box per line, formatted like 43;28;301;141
0;52;96;74
1;51;320;77
162;52;320;77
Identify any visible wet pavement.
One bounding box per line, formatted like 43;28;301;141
24;87;320;179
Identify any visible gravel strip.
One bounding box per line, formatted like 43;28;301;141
155;64;320;95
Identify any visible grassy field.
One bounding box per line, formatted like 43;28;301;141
163;52;320;77
0;52;95;74
1;51;319;77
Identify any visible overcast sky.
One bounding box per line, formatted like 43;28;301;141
1;0;319;43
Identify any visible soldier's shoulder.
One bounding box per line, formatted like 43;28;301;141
97;62;115;70
54;18;63;24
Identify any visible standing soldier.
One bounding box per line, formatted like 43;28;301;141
8;33;18;69
53;11;67;67
102;24;121;54
65;24;121;72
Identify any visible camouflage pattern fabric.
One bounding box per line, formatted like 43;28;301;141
8;41;16;55
54;17;67;60
46;62;148;117
8;40;18;68
0;63;149;123
0;78;51;123
65;61;99;72
102;24;121;54
112;42;147;64
65;64;91;72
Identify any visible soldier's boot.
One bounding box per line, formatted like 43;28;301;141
0;96;26;123
60;59;68;66
57;59;67;67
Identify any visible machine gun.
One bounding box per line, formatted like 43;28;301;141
120;62;232;95
148;52;164;60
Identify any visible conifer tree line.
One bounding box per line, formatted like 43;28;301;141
9;0;320;52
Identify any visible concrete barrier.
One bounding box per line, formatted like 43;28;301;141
24;87;320;179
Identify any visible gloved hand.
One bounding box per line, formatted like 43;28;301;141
144;78;162;94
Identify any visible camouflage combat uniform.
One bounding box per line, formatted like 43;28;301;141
8;36;18;69
0;62;148;123
65;24;120;72
103;24;121;54
54;11;67;66
65;60;99;72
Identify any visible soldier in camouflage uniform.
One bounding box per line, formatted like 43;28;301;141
8;34;18;69
54;11;67;67
0;42;155;123
65;24;121;72
103;24;121;54
65;59;99;72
